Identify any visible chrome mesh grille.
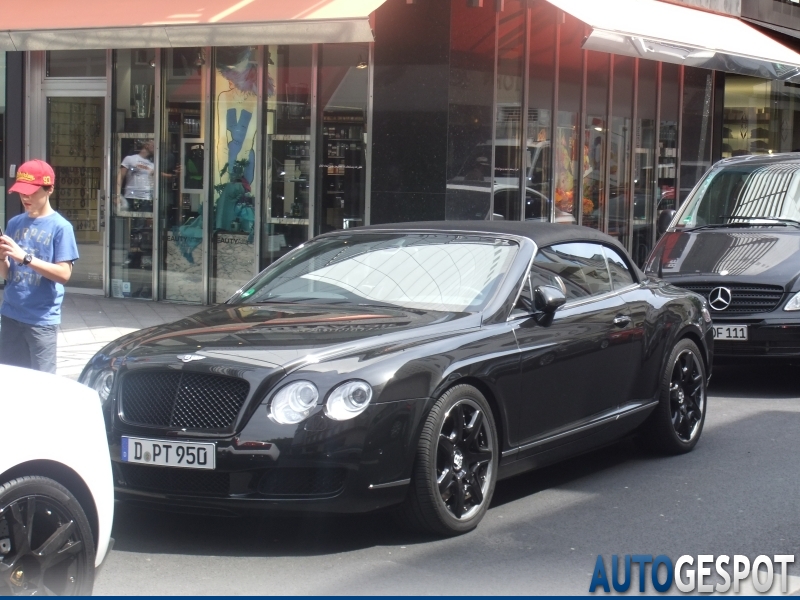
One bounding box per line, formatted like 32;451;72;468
680;283;784;314
120;370;250;430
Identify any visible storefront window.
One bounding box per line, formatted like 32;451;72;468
46;50;107;78
582;51;610;231
722;75;772;161
0;51;5;227
555;14;583;224
446;0;496;220
160;47;207;303
263;44;312;268
658;63;680;213
493;0;526;221
111;49;156;299
46;97;105;291
608;55;634;247
680;67;714;202
632;59;658;267
210;46;259;303
316;43;369;233
768;79;800;154
525;0;555;222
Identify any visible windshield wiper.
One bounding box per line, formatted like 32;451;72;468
724;216;800;227
684;216;800;231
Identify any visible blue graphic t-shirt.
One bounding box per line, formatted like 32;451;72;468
1;212;79;326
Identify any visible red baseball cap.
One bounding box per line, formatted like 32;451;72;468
9;160;56;195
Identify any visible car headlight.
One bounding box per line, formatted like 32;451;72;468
94;369;115;406
269;380;319;424
785;291;800;311
325;380;373;421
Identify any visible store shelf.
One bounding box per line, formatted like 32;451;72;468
266;217;309;225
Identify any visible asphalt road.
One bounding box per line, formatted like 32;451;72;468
94;362;800;595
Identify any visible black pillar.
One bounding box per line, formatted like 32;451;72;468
370;0;451;224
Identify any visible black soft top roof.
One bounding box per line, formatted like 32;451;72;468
352;220;644;279
355;220;618;250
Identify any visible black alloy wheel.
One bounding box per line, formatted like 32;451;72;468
669;348;705;442
640;338;707;455
398;384;498;536
0;477;95;596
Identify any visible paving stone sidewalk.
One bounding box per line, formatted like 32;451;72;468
0;290;202;379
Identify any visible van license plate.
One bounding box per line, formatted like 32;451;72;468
712;325;748;341
121;437;215;469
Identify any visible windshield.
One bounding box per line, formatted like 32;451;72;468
231;233;519;312
674;162;800;229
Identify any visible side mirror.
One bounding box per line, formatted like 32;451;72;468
657;209;676;235
534;285;566;314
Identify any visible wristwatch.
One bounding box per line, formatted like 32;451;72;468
19;253;32;267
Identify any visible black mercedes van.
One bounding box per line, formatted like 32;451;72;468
645;153;800;360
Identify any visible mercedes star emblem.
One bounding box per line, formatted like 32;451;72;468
178;354;206;363
708;287;733;311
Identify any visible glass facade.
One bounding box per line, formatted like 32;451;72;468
159;47;207;303
16;0;800;303
111;48;156;299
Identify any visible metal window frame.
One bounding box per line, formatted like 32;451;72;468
577;33;588;227
365;42;374;226
202;46;212;305
152;48;162;300
310;43;319;237
489;10;500;220
652;61;662;252
550;10;561;225
518;3;532;222
677;64;684;207
103;49;113;297
603;53;613;236
627;58;639;256
253;45;264;279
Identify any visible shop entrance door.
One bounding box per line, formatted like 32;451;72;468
45;96;106;293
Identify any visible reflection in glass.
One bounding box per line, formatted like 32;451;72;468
525;1;555;222
658;62;680;214
0;51;6;226
554;14;583;223
210;46;259;303
317;43;369;234
46;97;104;291
493;0;526;221
232;234;518;313
160;47;206;303
445;0;496;220
264;45;312;269
46;50;107;78
631;59;657;267
111;49;156;299
582;52;610;231
608;55;633;247
680;67;713;202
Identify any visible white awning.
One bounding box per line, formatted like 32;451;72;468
0;0;387;51
547;0;800;81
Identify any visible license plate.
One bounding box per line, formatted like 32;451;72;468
121;437;215;470
712;325;748;341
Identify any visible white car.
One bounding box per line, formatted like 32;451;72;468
0;366;113;595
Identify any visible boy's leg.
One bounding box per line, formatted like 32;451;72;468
0;316;32;369
25;324;58;374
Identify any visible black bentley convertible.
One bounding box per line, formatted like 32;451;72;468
81;221;713;535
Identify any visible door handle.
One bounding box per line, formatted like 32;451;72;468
613;315;631;327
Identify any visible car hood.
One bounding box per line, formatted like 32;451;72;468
649;228;800;288
102;303;480;369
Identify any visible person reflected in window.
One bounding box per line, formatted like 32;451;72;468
117;139;154;213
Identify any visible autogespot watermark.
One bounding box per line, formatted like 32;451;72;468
590;554;795;594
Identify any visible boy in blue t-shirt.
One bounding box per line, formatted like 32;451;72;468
0;159;79;373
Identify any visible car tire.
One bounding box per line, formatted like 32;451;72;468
0;476;96;596
397;384;498;536
641;338;707;455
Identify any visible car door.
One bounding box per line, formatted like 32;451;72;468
507;242;636;448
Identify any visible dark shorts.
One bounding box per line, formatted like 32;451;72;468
0;315;58;374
